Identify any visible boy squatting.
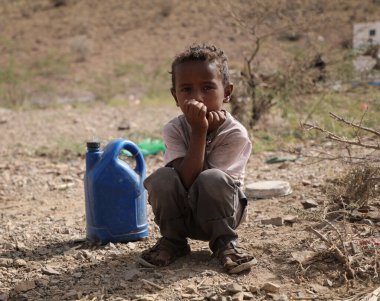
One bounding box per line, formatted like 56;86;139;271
138;43;256;274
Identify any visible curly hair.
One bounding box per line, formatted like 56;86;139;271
171;43;230;89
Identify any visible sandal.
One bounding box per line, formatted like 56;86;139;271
138;237;191;268
215;241;257;274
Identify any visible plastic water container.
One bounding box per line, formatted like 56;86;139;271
84;139;148;243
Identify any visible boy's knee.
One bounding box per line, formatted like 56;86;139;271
196;169;232;188
144;167;178;191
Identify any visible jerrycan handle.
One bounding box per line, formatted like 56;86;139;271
113;140;146;180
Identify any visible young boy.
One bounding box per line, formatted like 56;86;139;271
139;43;256;274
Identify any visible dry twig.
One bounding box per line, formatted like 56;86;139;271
329;112;380;137
308;227;355;278
302;111;380;150
302;122;380;150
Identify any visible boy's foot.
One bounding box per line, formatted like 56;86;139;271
215;241;257;274
138;237;191;268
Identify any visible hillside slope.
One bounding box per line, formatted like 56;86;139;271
1;0;380;106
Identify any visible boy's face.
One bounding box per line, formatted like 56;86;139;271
171;60;232;113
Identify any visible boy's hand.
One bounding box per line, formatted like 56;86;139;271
182;99;208;133
207;110;226;132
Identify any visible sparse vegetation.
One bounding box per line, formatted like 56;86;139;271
325;164;380;210
1;1;380;299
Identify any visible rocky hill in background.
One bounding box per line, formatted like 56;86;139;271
1;0;379;107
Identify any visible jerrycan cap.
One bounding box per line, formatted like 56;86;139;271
87;141;101;150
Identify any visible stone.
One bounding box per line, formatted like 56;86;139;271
261;282;280;293
249;286;259;293
73;272;82;278
36;278;50;287
185;285;197;294
125;269;141;281
63;290;78;299
291;251;318;264
353;55;376;72
16;241;30;251
14;259;27;267
0;293;9;301
81;250;92;259
226;283;243;294
323;278;333;287
245;181;292;199
243;292;254;299
127;242;136;250
283;215;298;224
42;266;61;275
273;294;288;301
261;217;284;226
231;292;244;301
182;293;197;298
0;258;13;267
301;199;318;209
14;280;36;292
295;291;305;298
208;294;218;301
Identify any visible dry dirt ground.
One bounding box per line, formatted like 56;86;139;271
1;1;380;300
0;103;378;301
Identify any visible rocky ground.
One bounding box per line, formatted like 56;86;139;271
0;103;379;301
1;1;380;300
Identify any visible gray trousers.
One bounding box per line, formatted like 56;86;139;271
143;167;247;253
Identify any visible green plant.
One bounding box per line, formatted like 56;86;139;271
0;50;70;108
0;57;28;107
145;61;171;99
35;139;85;161
113;63;144;78
91;75;126;103
324;164;380;209
30;52;69;78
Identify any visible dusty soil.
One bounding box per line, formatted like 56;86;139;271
0;103;378;301
1;1;380;300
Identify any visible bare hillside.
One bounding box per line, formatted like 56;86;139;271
1;0;379;106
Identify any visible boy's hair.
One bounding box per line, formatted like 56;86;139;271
171;43;230;89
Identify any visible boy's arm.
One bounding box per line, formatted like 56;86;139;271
169;131;206;189
169;100;208;189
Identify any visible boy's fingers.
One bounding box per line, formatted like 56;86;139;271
186;101;206;119
216;110;226;120
197;103;207;116
211;111;219;123
210;111;223;122
207;111;214;123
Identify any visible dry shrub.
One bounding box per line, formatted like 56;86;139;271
325;164;380;210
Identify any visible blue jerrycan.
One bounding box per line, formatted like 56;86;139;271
84;139;148;243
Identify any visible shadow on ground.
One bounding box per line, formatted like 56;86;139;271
2;240;228;300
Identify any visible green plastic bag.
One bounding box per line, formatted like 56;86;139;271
121;139;165;157
137;139;165;156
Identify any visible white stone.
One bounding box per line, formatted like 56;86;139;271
226;283;243;294
245;181;292;199
261;282;280;293
231;292;244;301
42;266;61;275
